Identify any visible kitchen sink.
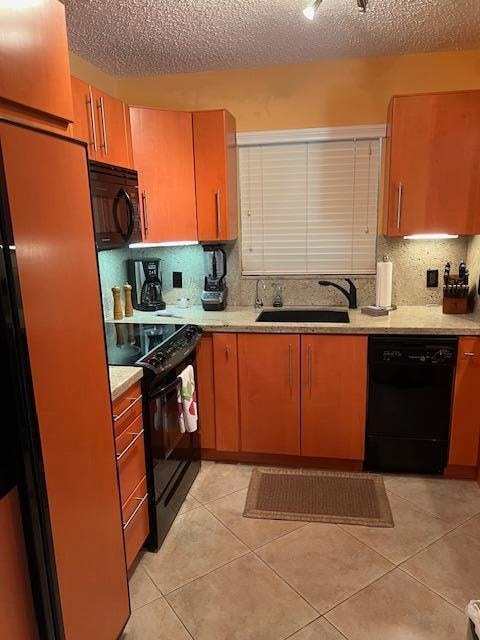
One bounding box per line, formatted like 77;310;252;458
256;309;350;323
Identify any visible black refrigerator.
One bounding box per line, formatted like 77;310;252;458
0;118;130;640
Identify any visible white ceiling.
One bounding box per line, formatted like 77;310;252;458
63;0;480;77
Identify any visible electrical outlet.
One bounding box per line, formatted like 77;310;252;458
172;271;182;288
426;269;439;288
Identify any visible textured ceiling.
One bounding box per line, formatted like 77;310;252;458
63;0;480;77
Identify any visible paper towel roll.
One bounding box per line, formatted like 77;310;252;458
376;261;393;308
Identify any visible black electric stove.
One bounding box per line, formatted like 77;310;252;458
105;321;203;550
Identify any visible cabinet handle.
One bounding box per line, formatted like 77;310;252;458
215;189;221;237
225;344;230;358
396;183;403;230
464;352;476;357
142;190;150;237
123;494;148;530
97;96;108;155
307;345;312;394
116;429;144;461
113;395;142;422
86;88;98;152
288;344;293;391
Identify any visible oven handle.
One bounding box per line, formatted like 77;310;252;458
151;376;182;399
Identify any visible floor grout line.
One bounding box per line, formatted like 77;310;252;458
163;596;196;639
396;565;465;613
252;549;324;617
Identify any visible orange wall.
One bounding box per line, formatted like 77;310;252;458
116;49;480;131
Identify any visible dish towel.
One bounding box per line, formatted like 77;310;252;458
177;365;198;433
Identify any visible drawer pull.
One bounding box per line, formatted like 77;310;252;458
116;429;144;461
113;395;142;422
123;494;148;530
464;352;476;357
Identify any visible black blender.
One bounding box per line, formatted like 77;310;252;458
201;245;228;311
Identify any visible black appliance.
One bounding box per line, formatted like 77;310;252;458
127;258;166;311
106;322;202;550
366;336;458;474
201;244;228;310
90;160;142;250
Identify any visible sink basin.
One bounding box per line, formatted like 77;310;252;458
256;309;350;323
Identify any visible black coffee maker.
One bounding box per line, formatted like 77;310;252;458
127;258;166;311
201;245;227;311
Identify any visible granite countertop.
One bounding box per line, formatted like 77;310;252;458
106;304;480;335
109;366;143;402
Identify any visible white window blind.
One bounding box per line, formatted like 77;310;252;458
239;138;380;275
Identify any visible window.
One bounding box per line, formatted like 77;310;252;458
239;129;382;276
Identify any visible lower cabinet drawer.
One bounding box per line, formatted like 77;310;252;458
122;476;147;523
124;498;149;569
116;414;146;505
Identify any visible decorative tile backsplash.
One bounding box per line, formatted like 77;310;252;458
98;236;472;317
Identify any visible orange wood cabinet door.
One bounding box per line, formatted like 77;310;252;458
384;91;480;236
70;76;98;159
0;122;129;640
301;336;367;460
92;88;131;168
213;333;240;451
0;488;38;640
238;334;300;455
130;107;198;242
196;334;216;449
449;338;480;467
193;110;238;241
0;0;73;123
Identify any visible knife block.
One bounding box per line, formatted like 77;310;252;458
443;297;468;314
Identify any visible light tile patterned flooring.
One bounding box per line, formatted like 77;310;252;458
121;462;480;640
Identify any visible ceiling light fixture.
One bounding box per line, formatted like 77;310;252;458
303;0;368;19
303;0;322;20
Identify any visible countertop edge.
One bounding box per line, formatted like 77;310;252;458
109;366;143;402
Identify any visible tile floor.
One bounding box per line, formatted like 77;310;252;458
122;462;480;640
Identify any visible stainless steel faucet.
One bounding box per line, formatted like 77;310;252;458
254;279;265;309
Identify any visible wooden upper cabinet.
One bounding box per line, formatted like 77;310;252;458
384;91;480;237
0;0;73;124
238;334;300;455
92;87;131;168
130;107;198;243
193;110;238;242
301;336;367;460
213;333;240;452
70;76;96;158
70;77;132;168
449;338;480;467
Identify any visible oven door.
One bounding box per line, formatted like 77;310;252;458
148;371;197;500
91;181;142;250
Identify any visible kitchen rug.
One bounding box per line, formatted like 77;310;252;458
243;467;394;528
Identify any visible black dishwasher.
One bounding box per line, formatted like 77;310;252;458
365;336;457;474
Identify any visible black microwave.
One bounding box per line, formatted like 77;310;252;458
89;161;142;250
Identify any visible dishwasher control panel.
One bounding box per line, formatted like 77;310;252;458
380;347;456;364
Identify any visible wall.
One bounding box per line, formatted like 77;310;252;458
98;237;468;317
69;52;118;96
116;49;480;131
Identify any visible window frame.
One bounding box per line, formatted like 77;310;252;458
237;124;386;278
